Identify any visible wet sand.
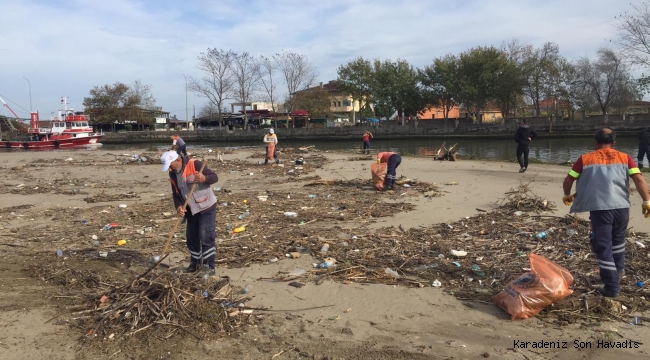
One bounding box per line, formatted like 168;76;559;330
0;147;649;360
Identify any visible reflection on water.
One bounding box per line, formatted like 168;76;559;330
9;136;647;166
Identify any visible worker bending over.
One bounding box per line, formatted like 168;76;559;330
377;151;402;190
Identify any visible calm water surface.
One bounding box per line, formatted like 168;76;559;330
100;137;646;166
3;137;645;166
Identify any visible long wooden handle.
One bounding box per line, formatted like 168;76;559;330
161;160;208;257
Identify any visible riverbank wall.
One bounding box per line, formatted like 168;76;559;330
101;114;650;144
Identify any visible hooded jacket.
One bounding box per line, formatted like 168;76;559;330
514;125;538;147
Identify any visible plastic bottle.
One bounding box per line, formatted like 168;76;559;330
385;268;400;277
241;285;252;294
238;211;250;220
534;231;546;240
56;249;63;257
233;226;246;233
316;258;336;269
320;243;330;254
309;194;316;199
284;212;297;218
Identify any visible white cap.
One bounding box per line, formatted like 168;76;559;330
160;151;179;172
269;128;274;134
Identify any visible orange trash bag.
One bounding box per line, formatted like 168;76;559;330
371;163;387;190
493;253;574;320
266;143;276;161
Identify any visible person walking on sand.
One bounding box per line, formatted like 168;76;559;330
362;131;373;154
377;151;402;191
514;119;537;173
562;128;650;298
170;135;187;157
637;127;650;169
160;150;219;277
263;128;279;165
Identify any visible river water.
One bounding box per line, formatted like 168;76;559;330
100;136;646;166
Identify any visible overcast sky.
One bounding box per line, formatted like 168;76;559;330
0;0;635;119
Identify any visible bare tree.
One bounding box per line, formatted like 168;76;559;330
198;102;219;119
575;48;639;117
232;52;260;129
522;42;560;118
190;48;236;130
257;56;280;128
273;51;317;115
616;2;650;67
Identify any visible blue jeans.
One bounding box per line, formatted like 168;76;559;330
589;208;629;293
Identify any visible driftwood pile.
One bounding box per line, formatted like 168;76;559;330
263;184;649;324
31;264;257;342
434;142;459;161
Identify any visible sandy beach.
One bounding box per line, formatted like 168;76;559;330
0;146;649;360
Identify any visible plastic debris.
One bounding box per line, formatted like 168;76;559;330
450;250;467;257
432;280;442;287
385;268;400;277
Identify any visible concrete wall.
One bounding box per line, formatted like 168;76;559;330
101;114;650;144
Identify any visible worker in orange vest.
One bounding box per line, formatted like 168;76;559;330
170;135;187;156
377;151;402;190
362;131;373;154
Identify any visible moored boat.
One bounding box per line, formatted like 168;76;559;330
0;97;103;149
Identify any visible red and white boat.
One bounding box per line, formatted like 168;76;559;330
0;97;103;149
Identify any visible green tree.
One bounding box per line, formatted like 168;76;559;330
291;89;331;119
83;82;130;132
83;81;157;131
456;46;505;124
337;57;374;122
419;54;460;119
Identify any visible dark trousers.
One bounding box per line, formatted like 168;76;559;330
638;145;650;168
265;145;279;164
363;141;370;153
516;145;529;169
186;207;217;269
176;144;187;157
384;154;402;189
589;208;629;293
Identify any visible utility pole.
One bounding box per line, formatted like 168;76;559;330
180;73;188;127
21;77;32;112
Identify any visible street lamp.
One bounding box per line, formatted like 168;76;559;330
180;73;188;129
21;77;32;112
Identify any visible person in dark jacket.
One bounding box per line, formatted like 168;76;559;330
161;151;219;277
514;119;538;173
638;128;650;169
